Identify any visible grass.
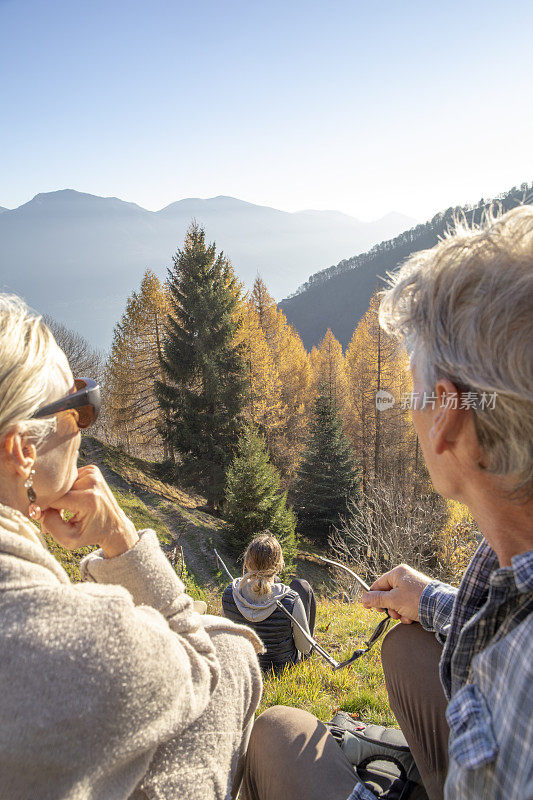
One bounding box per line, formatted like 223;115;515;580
82;436;203;508
257;600;397;725
43;483;208;601
49;437;398;728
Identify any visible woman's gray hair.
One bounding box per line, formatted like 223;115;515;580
379;206;533;499
0;294;66;445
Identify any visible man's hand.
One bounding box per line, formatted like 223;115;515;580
361;564;433;624
41;465;139;558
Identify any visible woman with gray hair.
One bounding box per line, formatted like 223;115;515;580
0;294;264;800
240;206;533;800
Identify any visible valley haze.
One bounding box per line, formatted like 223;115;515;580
0;189;414;350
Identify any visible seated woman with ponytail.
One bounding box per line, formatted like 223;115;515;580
222;532;316;673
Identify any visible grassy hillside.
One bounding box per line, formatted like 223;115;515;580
44;436;396;726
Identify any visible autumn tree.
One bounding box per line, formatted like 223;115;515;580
234;298;285;443
224;425;297;570
250;276;313;479
293;392;359;545
345;293;415;490
105;270;169;456
156;223;246;510
310;328;352;424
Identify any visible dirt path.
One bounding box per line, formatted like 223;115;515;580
81;436;337;594
81;437;230;588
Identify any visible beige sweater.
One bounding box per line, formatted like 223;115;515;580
0;504;263;800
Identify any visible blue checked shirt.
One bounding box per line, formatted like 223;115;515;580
346;541;533;800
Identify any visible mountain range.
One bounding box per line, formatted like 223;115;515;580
0;190;414;350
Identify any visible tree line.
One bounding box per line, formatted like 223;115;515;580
53;221;475;583
280;182;533;351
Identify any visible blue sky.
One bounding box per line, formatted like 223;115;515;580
1;0;532;220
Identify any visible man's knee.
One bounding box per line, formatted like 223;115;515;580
381;621;404;674
381;622;428;674
249;705;316;758
252;704;307;738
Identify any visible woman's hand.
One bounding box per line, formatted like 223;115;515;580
361;564;433;624
40;465;139;558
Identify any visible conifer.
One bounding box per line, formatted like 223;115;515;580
224;426;297;570
106;270;169;455
293;392;359;545
156;223;246;510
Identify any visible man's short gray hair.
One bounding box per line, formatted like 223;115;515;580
0;294;65;445
379;206;533;499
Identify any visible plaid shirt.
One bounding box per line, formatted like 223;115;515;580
347;541;533;800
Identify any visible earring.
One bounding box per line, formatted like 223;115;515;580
24;469;41;520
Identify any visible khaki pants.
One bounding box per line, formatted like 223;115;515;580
240;623;449;800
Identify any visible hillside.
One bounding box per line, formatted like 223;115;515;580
0;190;413;350
44;436;395;725
280;182;533;349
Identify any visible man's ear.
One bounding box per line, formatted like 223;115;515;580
429;379;467;455
2;426;37;479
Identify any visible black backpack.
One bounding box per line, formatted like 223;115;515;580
326;711;427;800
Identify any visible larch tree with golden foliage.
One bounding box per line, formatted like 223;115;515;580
234;297;285;444
105;270;170;457
310;328;353;425
251;276;313;480
345;292;419;491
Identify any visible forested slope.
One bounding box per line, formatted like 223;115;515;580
280;182;532;349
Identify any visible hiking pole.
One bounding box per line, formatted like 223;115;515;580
273;599;340;668
318;556;393;667
318;556;371;592
214;548;234;581
213;549;341;668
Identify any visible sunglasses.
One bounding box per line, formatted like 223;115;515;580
32;377;101;430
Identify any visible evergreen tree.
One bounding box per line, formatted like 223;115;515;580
224;426;297;570
293;392;359;545
156;223;246;510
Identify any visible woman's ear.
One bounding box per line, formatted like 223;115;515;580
2;426;36;479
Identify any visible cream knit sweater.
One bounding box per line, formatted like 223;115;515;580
0;504;263;800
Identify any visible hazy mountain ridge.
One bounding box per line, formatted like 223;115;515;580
0;190;414;349
280;181;533;350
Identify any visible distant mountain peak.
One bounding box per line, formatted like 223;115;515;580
374;211;418;225
0;187;418;350
157;195;278;215
17;189;148;215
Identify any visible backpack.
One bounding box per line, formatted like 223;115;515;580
326;711;427;800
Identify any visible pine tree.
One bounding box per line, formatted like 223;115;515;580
156;223;247;510
224;426;297;570
293;392;359;545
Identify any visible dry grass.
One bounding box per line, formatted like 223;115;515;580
59;436;397;727
256;600;396;725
